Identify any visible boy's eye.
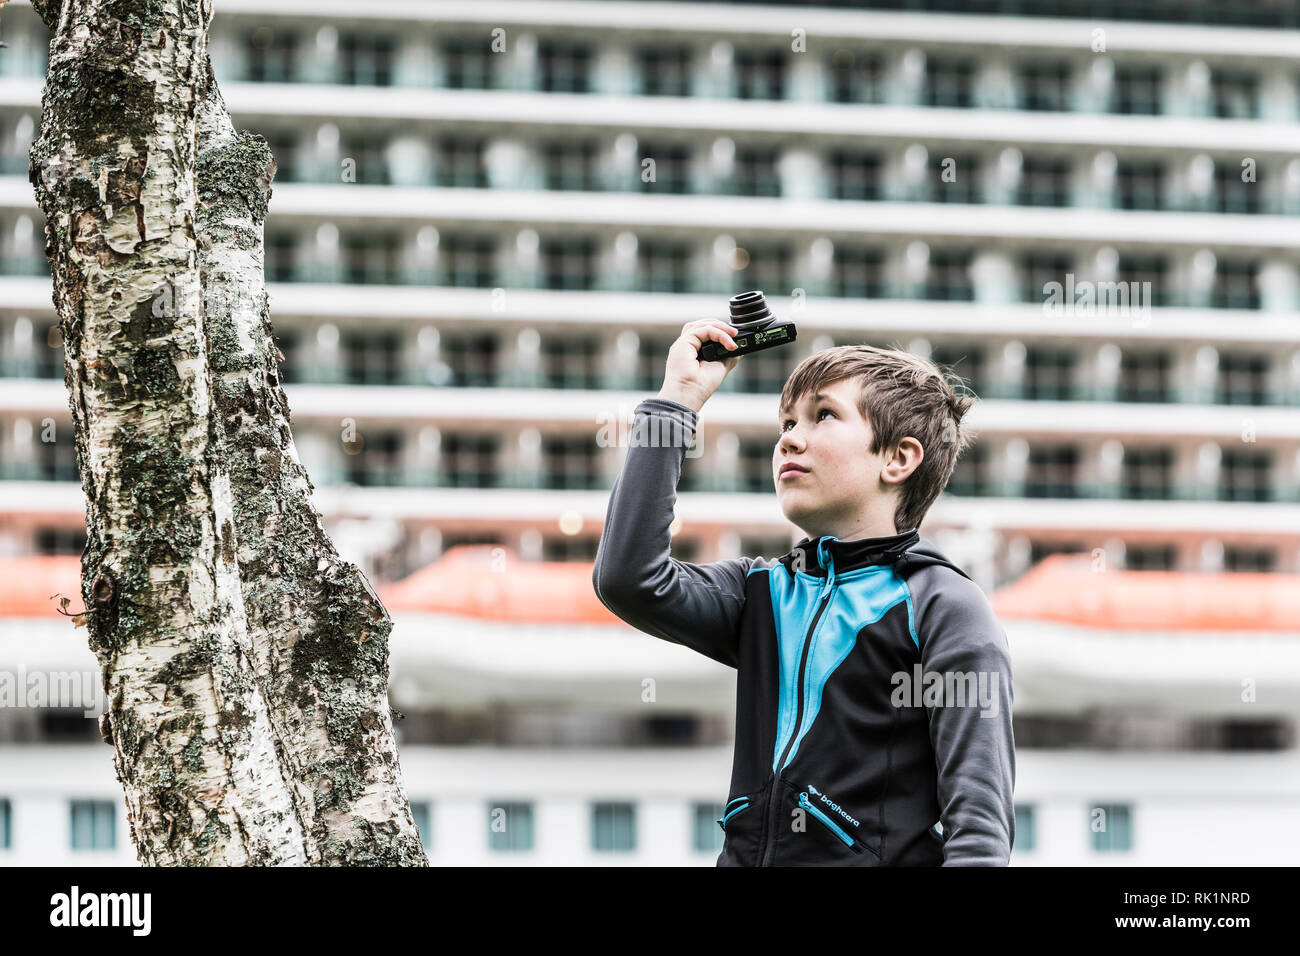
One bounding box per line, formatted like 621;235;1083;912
777;407;833;437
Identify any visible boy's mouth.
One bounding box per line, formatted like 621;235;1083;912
779;464;810;480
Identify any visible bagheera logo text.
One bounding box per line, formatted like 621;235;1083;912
808;785;860;828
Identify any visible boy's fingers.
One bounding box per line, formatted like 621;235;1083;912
686;325;739;349
683;319;738;337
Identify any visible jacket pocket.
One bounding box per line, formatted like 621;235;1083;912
717;796;752;832
797;790;871;857
717;788;768;866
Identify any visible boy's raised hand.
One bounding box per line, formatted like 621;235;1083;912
657;319;742;412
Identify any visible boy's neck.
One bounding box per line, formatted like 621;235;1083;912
808;515;900;543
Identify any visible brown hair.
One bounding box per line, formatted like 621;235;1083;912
778;344;977;533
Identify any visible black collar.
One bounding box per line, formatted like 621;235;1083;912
780;527;920;577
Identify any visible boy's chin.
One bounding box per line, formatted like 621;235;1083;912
778;499;817;528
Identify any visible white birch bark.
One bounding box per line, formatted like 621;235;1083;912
27;0;425;865
192;53;424;865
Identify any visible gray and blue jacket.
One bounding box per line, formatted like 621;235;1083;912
592;398;1016;866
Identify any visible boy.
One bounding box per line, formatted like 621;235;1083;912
592;319;1015;866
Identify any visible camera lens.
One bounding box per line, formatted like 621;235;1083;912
729;291;774;331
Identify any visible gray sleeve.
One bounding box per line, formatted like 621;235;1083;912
914;569;1016;866
592;398;754;669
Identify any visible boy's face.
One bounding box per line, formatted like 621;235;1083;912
772;378;900;539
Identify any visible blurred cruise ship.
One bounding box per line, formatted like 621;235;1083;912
0;0;1298;865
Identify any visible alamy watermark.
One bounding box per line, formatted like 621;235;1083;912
0;666;105;718
595;403;702;457
50;886;151;936
1042;274;1152;322
890;664;1001;717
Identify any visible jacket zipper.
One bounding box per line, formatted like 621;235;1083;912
798;791;863;851
758;559;836;866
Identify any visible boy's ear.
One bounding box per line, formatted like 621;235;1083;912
880;437;923;485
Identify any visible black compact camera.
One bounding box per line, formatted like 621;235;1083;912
697;290;798;362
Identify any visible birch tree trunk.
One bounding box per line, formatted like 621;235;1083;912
27;0;426;866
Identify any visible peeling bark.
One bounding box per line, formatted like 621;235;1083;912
29;0;425;865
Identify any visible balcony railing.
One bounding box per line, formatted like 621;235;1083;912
7;145;1300;215
0;457;1294;503
176;44;1300;123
